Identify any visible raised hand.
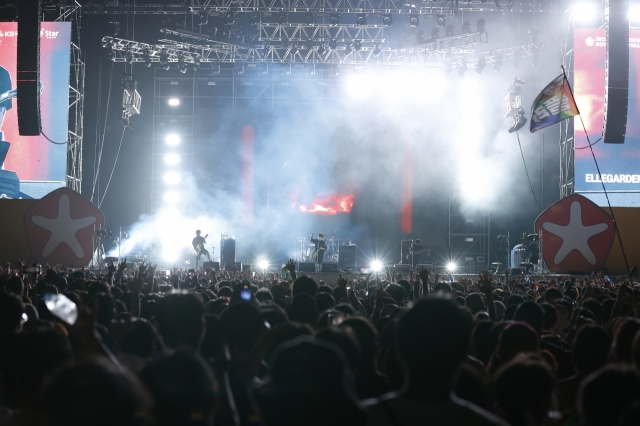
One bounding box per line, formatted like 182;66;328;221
286;259;296;273
107;261;116;274
118;258;127;273
478;270;492;294
128;277;144;294
418;267;430;285
338;274;348;290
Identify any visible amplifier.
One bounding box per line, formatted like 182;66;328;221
338;245;357;269
203;261;219;271
321;263;338;272
297;262;315;272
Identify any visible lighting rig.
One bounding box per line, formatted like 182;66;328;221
504;77;528;133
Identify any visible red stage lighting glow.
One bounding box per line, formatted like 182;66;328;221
297;193;355;214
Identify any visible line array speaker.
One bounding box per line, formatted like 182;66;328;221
602;0;629;144
17;0;42;136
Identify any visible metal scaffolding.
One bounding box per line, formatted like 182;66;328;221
67;41;85;193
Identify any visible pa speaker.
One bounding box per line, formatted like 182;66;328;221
17;0;42;136
602;0;629;144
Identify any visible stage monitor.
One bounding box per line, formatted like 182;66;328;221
573;28;640;207
0;22;71;199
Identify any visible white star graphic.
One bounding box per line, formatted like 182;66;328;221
31;194;97;258
542;201;609;265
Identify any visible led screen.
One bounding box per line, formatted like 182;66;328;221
574;28;640;207
0;22;71;199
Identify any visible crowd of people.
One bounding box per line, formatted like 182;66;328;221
1;259;640;426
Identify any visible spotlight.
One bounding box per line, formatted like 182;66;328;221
446;24;454;36
330;13;340;25
431;28;439;39
356;13;367;26
436;15;446;27
168;98;180;106
143;49;152;67
164;171;182;185
372;44;382;56
462;21;471;33
165;134;180;145
353;40;362;51
164;153;180;165
317;44;326;56
109;48;116;62
572;2;598;22
304;12;314;24
177;56;187;73
508;109;528;133
159;51;170;70
409;12;419;27
258;259;269;270
494;54;503;72
372;260;383;273
382;14;392;27
476;57;486;74
125;50;134;64
446;262;456;272
476;18;485;33
458;62;467;77
163;191;180;203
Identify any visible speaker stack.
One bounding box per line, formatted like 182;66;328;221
17;0;42;136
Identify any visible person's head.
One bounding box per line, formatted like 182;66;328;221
41;359;150;426
196;230;201;235
514;301;545;334
465;293;485;315
573;324;610;375
0;292;24;334
141;351;217;426
494;354;556;426
286;293;319;326
89;292;116;327
540;303;558;331
396;298;472;387
220;301;267;356
292;276;318;297
385;283;406;305
120;319;158;360
544;287;563;304
415;239;422;245
339;317;379;371
578;365;640;426
315;326;361;374
318;234;324;240
497;322;539;363
155;291;205;350
614;318;640;363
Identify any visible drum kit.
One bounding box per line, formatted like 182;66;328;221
296;232;342;263
492;232;541;274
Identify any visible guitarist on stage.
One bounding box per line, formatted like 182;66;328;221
310;233;327;272
192;230;210;268
411;239;425;267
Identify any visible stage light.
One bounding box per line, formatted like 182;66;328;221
476;19;485;33
330;13;340;25
193;57;201;71
494;54;503;72
163;191;180;203
162;249;179;261
304;12;314;24
458;62;468;77
164;171;181;184
462;21;471;33
446;24;454;36
165;134;180;145
409;12;419;27
352;40;362;51
356;13;367;26
447;262;456;272
159;51;170;70
125;50;134;64
164;153;180;165
436;15;446;27
143;49;152;67
372;44;382;57
168;98;180;106
177;56;187;74
476;57;486;74
572;2;598;22
372;260;383;273
382;14;392;27
258;259;269;270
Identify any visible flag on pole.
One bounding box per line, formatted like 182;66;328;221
530;74;580;133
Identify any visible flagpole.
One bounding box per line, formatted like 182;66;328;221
560;66;631;274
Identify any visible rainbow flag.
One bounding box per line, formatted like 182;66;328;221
530;74;580;133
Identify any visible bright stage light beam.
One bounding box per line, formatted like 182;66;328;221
258;259;269;270
447;262;457;272
572;2;599;22
631;6;640;22
164;153;180;165
165;134;180;145
164;171;182;185
162;249;179;261
372;260;383;273
163;191;180;203
168;98;180;106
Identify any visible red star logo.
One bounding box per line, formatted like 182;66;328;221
535;194;614;273
25;187;104;266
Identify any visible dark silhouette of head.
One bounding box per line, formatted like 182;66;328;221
155;291;205;350
220;301;267;355
573;324;610;376
497;322;539;363
514;301;545;334
292;276;318;297
396;298;472;387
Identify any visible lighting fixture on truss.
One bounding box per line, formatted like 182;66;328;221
504;78;527;133
121;73;140;128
